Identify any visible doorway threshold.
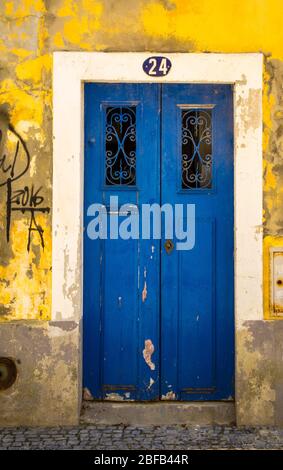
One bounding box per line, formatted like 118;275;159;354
80;401;235;426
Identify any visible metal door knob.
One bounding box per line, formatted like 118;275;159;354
164;239;174;254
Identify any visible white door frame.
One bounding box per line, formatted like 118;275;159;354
52;52;263;402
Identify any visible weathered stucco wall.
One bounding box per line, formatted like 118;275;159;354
0;321;81;426
0;0;283;426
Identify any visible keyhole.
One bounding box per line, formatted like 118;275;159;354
277;279;283;286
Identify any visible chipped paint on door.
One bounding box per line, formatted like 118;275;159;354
143;339;155;371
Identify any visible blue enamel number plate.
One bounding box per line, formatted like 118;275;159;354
143;56;172;77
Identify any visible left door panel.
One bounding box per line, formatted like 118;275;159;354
84;84;160;400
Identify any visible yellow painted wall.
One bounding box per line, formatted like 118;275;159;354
0;0;282;320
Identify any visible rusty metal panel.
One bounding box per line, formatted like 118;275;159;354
270;248;283;316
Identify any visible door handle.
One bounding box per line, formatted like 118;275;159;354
164;239;174;254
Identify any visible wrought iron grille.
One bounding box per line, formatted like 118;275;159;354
105;106;136;186
181;109;212;189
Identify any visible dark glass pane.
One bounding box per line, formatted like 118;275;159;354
182;109;212;189
105;106;136;186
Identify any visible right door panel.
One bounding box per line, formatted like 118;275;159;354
161;84;234;400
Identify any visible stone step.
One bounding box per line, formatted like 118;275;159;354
80;401;235;426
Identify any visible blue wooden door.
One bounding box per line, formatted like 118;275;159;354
84;84;161;400
84;83;234;401
161;85;234;400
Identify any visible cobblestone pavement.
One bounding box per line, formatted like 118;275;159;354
0;425;283;450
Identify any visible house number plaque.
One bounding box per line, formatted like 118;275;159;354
142;56;172;77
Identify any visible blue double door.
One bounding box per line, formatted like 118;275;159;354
84;83;234;401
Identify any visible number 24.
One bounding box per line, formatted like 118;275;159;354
148;58;169;75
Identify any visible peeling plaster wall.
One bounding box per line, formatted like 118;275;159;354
0;321;81;426
236;321;283;426
0;0;283;426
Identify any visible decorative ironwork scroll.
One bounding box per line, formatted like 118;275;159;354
105;106;136;186
181;109;212;189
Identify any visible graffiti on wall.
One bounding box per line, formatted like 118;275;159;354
0;125;50;251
